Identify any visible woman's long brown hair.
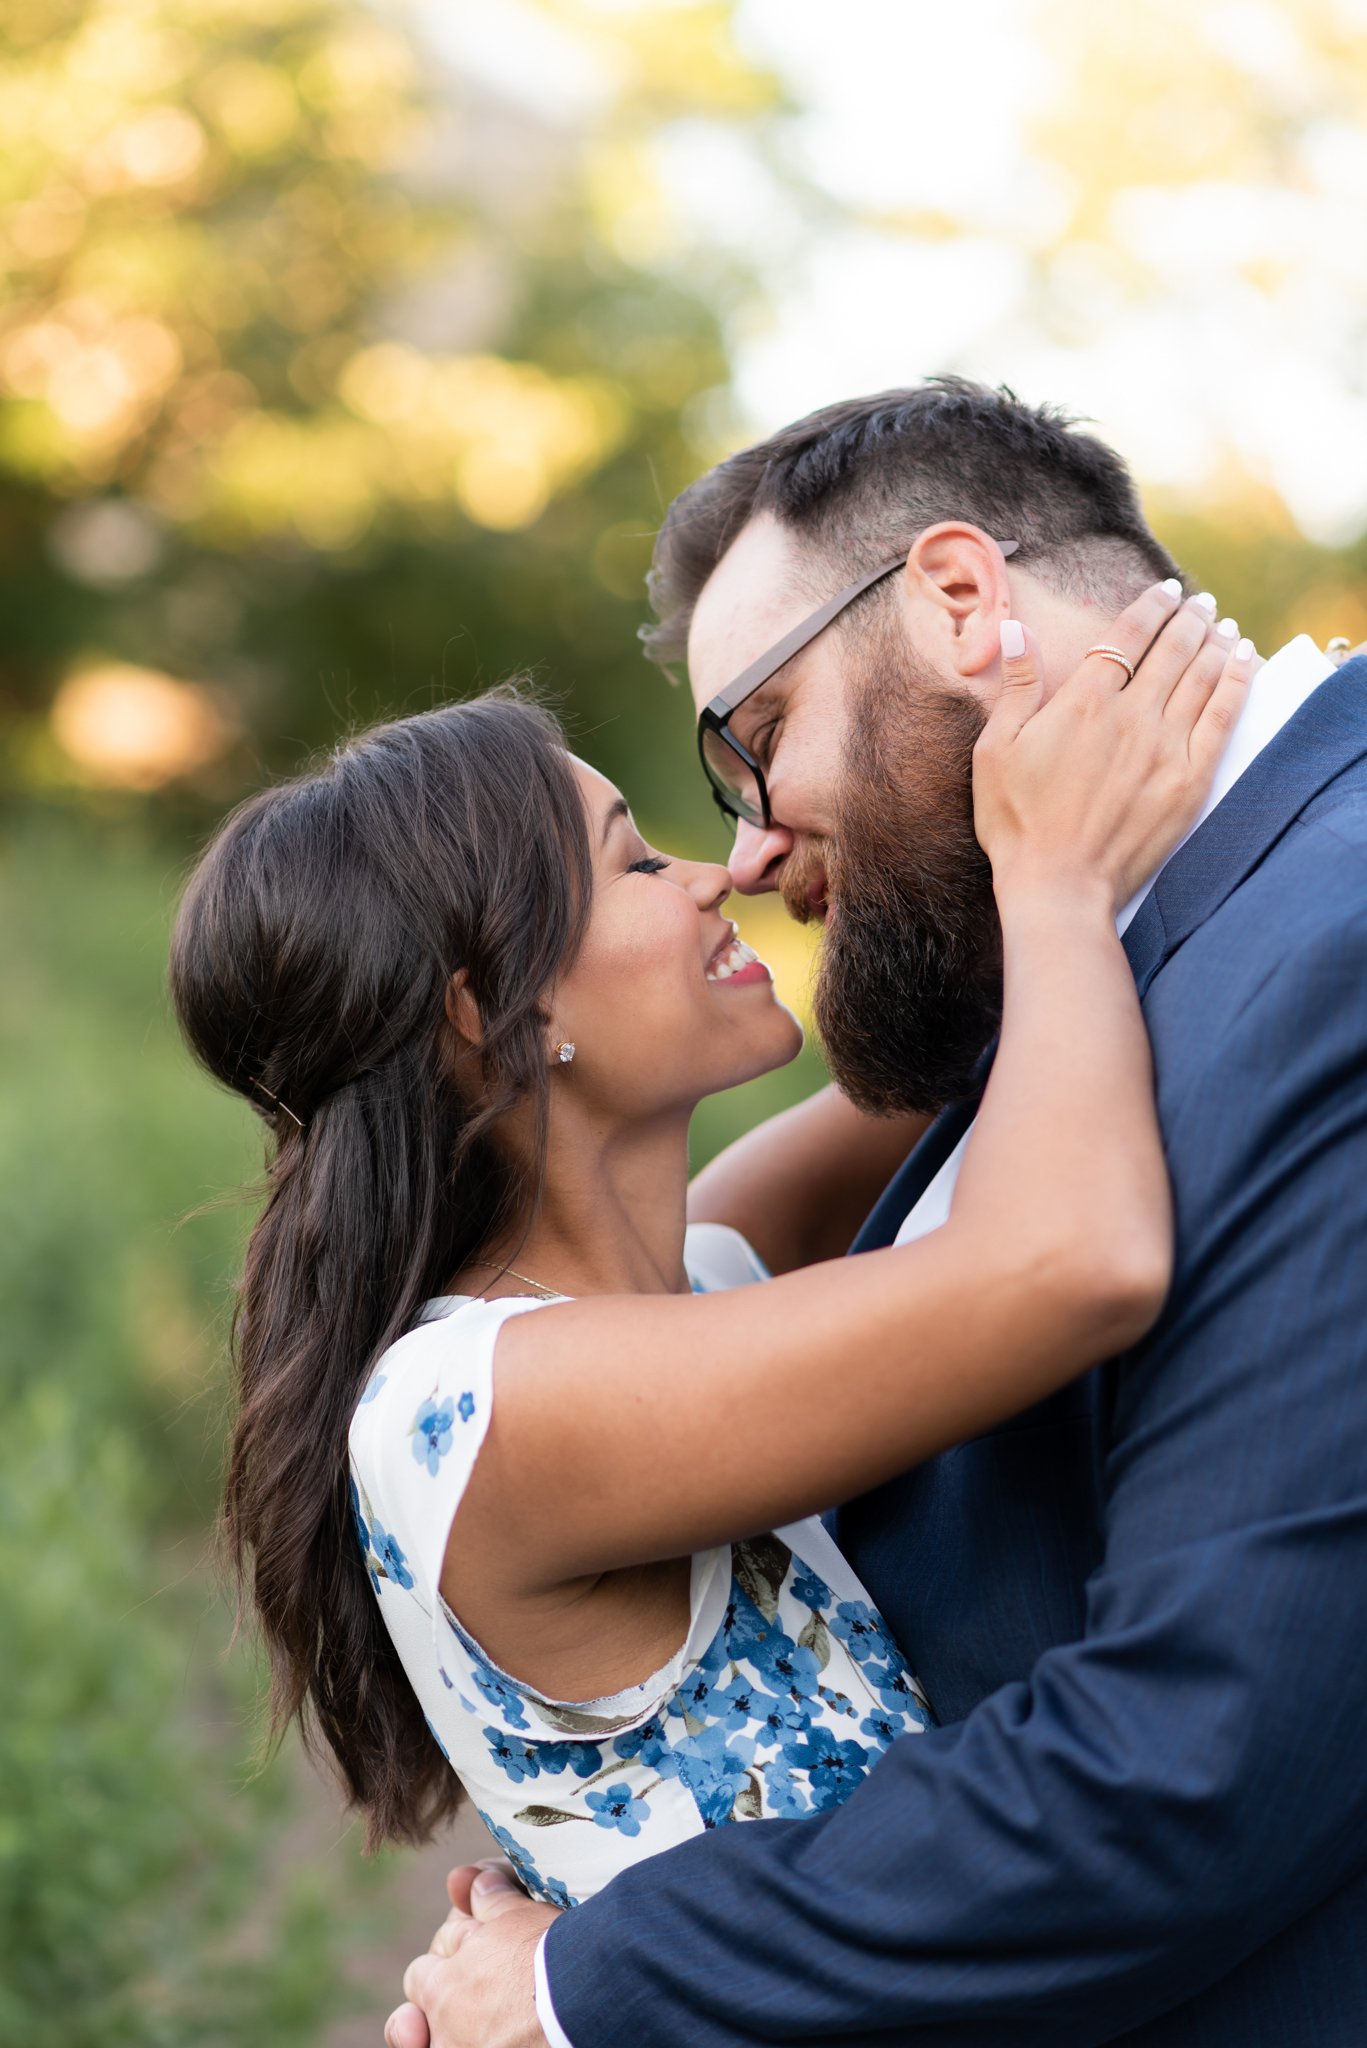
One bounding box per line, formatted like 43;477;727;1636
169;690;592;1847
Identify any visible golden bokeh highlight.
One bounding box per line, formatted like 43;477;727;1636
50;663;235;790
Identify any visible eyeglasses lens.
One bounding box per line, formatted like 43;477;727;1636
700;725;765;828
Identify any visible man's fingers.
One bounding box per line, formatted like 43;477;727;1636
445;1860;509;1917
384;2000;431;2048
403;1950;451;2010
430;1914;479;1961
470;1866;535;1919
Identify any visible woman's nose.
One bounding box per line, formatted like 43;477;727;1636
727;816;794;894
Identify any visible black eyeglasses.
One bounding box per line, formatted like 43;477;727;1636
696;541;1019;831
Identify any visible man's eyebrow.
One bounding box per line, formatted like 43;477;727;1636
599;797;631;848
731;672;790;728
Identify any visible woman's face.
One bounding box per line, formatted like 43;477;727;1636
549;758;804;1118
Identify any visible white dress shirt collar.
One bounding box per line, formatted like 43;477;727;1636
1117;634;1336;933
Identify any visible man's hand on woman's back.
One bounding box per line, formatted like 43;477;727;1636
385;1863;555;2048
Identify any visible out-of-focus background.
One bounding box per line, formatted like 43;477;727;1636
2;2;1364;2040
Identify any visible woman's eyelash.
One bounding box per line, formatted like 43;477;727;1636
626;855;671;875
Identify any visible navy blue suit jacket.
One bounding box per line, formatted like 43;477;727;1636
546;660;1367;2046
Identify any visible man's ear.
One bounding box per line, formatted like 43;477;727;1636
904;523;1013;681
444;969;483;1049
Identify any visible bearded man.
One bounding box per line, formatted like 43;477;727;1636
389;380;1367;2048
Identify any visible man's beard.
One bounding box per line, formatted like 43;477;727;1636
805;643;1003;1117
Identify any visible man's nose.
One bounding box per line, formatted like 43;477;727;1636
727;816;794;894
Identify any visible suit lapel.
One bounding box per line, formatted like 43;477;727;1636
1125;656;1367;996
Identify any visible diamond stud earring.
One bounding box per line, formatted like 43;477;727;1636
554;1041;576;1064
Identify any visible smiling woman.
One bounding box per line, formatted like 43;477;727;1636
170;614;1249;1903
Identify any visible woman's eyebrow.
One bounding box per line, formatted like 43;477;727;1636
599;796;631;848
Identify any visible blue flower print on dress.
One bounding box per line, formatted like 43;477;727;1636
359;1371;387;1405
719;1588;823;1702
424;1715;451;1762
716;1587;770;1664
475;1811;576;1909
539;1741;604;1780
412;1395;456;1476
705;1672;784;1734
868;1661;932;1726
667;1722;758;1829
860;1705;907;1746
790;1563;832;1609
486;1728;541;1784
470;1658;530;1731
370;1520;413;1591
457;1390;476;1423
754;1692;814;1747
828;1599;896;1662
586;1784;650;1836
752;1632;823;1702
613;1716;670;1769
782;1732;873;1812
762;1754;812;1818
676;1667;714;1720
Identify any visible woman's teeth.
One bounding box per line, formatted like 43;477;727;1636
706;938;762;982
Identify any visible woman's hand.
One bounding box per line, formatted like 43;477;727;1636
973;584;1256;913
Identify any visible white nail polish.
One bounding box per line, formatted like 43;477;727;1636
1235;637;1255;661
1161;578;1184;597
1193;591;1217;615
999;619;1026;658
1216;617;1238;638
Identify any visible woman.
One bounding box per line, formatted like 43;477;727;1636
170;587;1251;1907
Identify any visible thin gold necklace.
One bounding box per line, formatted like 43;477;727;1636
463;1260;564;1298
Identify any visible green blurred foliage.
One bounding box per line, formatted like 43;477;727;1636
0;4;813;2035
0;807;352;2041
0;0;783;847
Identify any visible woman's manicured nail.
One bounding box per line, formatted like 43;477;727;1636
1161;578;1184;597
1235;637;1255;661
1192;591;1218;615
999;618;1026;658
1216;617;1238;638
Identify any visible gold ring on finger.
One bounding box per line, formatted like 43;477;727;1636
1086;644;1136;683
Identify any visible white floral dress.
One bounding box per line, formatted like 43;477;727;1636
347;1223;932;1907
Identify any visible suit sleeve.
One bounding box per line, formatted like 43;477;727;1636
540;908;1367;2047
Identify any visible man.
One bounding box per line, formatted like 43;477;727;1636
389;381;1367;2046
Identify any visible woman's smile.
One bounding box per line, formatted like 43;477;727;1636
705;934;771;986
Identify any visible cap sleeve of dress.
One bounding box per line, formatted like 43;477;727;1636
347;1294;556;1637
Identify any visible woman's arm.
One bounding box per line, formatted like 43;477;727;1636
687;1086;931;1273
449;587;1253;1598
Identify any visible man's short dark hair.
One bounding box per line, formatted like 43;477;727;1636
643;377;1181;670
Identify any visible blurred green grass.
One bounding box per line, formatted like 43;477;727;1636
0;804;346;2042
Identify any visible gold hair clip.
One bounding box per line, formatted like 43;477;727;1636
249;1077;305;1131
